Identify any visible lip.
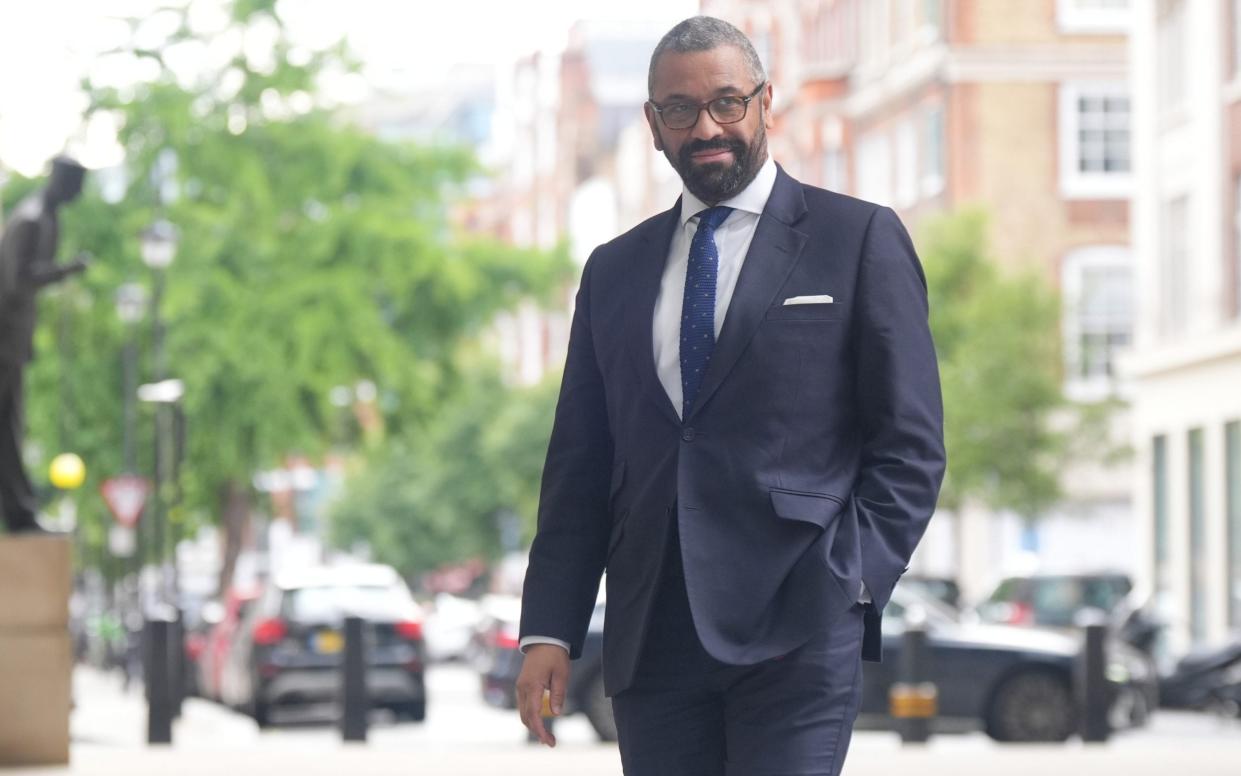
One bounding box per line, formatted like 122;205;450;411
691;149;733;164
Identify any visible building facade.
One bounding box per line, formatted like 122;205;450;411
1127;0;1241;651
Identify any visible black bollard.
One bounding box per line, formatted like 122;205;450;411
1076;610;1111;743
340;616;369;742
170;608;185;718
890;615;936;744
145;618;173;744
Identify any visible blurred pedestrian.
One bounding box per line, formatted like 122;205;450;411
0;155;89;534
516;16;945;776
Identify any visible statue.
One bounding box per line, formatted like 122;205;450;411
0;156;89;533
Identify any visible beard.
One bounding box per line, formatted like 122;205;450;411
665;123;768;205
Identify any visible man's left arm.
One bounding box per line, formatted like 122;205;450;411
852;206;946;612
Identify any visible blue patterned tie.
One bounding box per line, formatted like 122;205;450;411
680;206;733;419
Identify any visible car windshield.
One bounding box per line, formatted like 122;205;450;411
285;584;412;622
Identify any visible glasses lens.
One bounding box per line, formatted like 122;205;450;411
663;105;699;129
709;97;746;124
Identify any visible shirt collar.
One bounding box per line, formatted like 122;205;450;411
679;156;778;227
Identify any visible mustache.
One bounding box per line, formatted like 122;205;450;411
679;138;746;162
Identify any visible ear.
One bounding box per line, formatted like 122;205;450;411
644;102;665;152
761;83;774;131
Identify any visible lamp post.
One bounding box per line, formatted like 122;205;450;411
115;284;146;474
139;219;178;606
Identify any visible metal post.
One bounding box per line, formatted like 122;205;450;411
1076;610;1111;742
170;607;185;718
891;616;936;744
340;616;368;742
145;618;172;744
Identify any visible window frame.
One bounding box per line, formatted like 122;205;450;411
1058;81;1133;200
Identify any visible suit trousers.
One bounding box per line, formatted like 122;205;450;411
612;518;866;776
0;364;38;531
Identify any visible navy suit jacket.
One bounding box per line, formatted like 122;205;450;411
520;166;945;697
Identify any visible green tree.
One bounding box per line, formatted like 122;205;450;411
4;1;570;591
920;209;1065;521
330;366;560;581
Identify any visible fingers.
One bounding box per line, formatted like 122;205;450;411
517;681;556;747
548;660;568;716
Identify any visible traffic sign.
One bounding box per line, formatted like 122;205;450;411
100;475;151;528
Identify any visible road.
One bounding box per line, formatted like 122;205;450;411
13;663;1240;775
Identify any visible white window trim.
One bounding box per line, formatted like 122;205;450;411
1062;245;1132;402
1058;81;1132;200
1056;0;1130;34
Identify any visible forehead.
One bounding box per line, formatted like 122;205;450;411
650;46;754;101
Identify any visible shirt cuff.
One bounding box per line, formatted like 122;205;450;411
519;636;571;654
859;580;872;604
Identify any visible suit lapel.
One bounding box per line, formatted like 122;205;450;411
624;203;683;426
686;167;808;423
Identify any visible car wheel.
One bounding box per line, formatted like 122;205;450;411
986;671;1073;742
252;698;272;729
582;673;617;743
396;699;426;722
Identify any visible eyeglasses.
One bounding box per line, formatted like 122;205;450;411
649;83;766;131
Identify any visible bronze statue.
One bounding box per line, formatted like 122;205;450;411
0;156;89;533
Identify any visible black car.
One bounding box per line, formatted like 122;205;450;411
477;594;615;741
480;585;1156;743
220;564;428;727
858;586;1157;741
976;572;1136;629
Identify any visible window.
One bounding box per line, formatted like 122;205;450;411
1227;421;1241;627
1158;0;1188;116
1160;196;1190;337
1153;435;1170;595
1062;247;1132;400
1189;428;1207;643
822;148;847;194
921;105;945;197
895;119;918;207
1059;82;1131;198
856;130;892;205
923;0;942;38
1057;0;1130;33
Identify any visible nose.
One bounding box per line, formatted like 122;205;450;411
689;110;725;142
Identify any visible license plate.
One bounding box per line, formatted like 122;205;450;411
313;629;344;654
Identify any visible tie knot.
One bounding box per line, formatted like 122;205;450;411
695;206;733;233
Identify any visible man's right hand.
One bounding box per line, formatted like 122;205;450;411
515;643;571;747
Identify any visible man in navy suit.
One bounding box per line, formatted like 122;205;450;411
517;16;945;776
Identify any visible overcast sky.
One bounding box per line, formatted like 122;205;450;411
0;0;698;176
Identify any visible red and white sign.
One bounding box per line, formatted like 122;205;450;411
100;475;151;528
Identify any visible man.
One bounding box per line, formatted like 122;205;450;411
518;16;944;776
0;156;89;533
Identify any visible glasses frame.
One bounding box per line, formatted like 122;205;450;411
649;82;767;131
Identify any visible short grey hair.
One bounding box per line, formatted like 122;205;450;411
647;16;767;99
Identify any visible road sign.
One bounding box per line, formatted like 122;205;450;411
109;525;136;557
100;475;151;528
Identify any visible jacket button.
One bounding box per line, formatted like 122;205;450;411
681;428;696;442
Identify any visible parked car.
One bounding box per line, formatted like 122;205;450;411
858;585;1157;741
976;572;1136;629
479;584;1156;743
899;575;962;610
196;585;261;702
477;592;615;741
220;564;427;728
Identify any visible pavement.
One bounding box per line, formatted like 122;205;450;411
7;665;1241;776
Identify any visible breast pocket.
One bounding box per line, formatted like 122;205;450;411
764;302;843;322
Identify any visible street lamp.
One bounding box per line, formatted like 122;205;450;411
140;219;178;270
115;283;147;474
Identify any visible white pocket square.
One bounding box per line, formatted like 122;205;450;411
783;294;834;306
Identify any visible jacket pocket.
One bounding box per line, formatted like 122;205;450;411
769;487;845;530
764;303;843;322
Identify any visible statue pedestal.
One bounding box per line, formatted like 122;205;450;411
0;534;72;766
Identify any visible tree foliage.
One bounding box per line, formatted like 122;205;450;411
919;209;1065;518
2;1;570;582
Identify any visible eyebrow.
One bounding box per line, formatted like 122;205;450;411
656;85;748;102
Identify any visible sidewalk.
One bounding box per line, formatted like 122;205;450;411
11;666;1240;776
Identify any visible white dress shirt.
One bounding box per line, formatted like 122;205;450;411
653;157;778;417
520;157;864;655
